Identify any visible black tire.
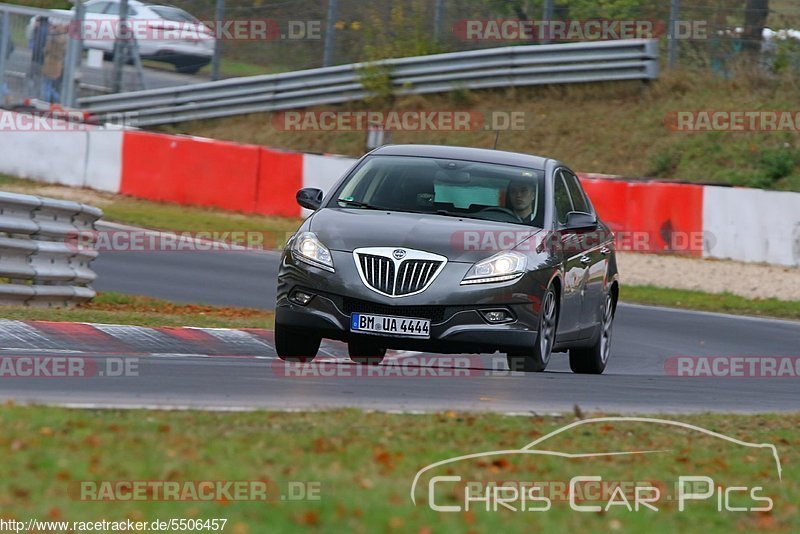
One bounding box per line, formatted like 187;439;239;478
569;291;615;374
507;285;558;372
275;325;320;362
348;337;386;365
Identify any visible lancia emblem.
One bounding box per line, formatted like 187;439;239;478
392;249;407;260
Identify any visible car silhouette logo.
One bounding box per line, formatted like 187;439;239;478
393;249;407;260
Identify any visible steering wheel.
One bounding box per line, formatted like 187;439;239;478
478;206;523;223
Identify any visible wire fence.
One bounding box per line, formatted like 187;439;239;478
1;0;798;107
165;0;800;76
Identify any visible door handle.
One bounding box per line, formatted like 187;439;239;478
580;255;592;265
600;246;611;255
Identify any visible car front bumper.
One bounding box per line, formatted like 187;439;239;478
276;250;550;354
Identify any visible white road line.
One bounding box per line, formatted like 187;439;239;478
619;302;800;326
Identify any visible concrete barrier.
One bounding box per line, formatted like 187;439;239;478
3;116;799;267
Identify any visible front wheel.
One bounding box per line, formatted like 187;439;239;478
275;325;320;362
569;291;615;374
507;286;558;372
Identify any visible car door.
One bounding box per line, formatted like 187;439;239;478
552;170;584;340
562;169;609;335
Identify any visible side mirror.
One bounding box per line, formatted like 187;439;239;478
296;188;324;211
565;211;597;231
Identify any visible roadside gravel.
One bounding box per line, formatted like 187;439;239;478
618;252;800;301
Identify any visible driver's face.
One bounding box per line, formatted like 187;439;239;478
509;183;535;213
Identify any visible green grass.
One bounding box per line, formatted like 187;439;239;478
0;291;274;328
0;407;796;532
622;285;800;321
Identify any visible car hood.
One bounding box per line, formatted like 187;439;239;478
308;208;542;263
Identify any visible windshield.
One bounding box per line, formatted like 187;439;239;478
331;155;545;227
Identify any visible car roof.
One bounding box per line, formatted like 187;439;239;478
370;144;551;171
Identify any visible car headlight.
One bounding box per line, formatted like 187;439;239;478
461;251;527;285
291;232;334;272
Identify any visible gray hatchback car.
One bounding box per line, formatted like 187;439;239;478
275;145;619;373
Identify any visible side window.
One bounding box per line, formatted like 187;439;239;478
553;173;573;226
562;170;591;214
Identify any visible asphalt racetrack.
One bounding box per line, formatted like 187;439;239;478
3;233;797;414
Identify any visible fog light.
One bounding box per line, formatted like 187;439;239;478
482;309;512;323
290;290;314;305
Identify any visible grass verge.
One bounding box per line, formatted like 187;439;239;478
622;285;800;321
0;407;796;532
0;292;274;329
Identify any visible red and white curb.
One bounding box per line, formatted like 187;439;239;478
0;319;423;361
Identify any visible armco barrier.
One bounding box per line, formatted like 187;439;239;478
120;131;261;212
0;192;102;306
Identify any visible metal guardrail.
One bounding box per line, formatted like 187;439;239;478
0;192;102;307
78;39;659;126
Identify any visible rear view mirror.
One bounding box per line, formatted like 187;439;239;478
565;211;597;231
434;170;471;184
296;188;324;210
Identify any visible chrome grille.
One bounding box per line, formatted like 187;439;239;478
396;260;440;295
357;254;395;295
353;248;447;297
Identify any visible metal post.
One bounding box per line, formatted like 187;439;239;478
211;0;224;80
322;0;338;67
0;11;9;102
668;0;680;68
112;0;129;93
61;0;84;106
433;0;444;42
542;0;554;44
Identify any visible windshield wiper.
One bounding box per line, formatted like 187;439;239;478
337;199;384;210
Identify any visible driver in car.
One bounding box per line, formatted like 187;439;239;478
507;180;538;225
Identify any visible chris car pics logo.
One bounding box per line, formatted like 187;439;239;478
410;417;781;513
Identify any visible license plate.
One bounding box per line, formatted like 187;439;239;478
350;313;430;339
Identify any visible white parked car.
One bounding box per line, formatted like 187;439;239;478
27;0;215;74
